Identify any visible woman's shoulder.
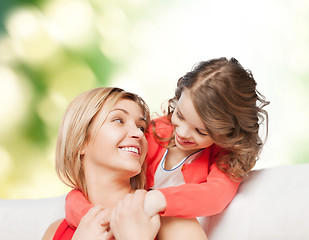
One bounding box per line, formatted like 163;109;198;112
42;218;64;240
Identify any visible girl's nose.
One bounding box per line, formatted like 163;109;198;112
177;123;190;138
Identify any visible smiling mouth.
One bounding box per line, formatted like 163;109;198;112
176;134;194;145
119;146;140;155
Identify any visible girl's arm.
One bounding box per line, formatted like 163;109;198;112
65;189;93;228
65;189;165;229
66;189;208;240
153;164;241;218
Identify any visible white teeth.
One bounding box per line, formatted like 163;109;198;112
120;147;139;155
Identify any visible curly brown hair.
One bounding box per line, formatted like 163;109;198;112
165;57;269;180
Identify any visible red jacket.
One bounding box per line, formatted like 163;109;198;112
146;117;241;218
53;219;75;240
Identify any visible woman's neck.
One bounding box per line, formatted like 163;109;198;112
85;170;132;208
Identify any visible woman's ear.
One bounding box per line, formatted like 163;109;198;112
80;144;87;157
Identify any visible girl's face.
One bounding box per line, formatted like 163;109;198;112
171;88;214;155
82;99;148;177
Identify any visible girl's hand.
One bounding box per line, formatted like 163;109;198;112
144;189;167;217
110;190;161;240
72;205;114;240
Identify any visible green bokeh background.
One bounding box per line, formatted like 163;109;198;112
1;0;309;199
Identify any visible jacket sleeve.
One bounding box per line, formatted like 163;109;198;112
158;164;241;218
65;189;93;228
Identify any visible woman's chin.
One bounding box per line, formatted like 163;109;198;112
124;164;142;177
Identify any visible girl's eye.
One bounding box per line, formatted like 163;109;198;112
196;129;208;136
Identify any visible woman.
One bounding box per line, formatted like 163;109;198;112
43;87;159;240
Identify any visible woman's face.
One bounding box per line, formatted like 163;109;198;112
82;98;148;177
171;88;214;155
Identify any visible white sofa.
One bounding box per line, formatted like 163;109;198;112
1;163;309;240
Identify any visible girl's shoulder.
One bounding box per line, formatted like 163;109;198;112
209;144;229;162
148;116;173;139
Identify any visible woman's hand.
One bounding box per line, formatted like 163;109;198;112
72;205;114;240
110;190;161;240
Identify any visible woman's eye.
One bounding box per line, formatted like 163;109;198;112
138;126;146;133
113;118;123;123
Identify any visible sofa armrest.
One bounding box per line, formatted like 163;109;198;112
207;163;309;240
0;195;65;240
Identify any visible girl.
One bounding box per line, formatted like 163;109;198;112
66;57;269;237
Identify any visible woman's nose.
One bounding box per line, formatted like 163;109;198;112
129;125;144;139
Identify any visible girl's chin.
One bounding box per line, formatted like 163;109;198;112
175;140;192;150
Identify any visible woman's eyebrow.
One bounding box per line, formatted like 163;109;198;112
110;108;147;123
110;108;128;114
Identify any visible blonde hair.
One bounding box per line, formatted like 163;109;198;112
166;57;269;180
55;87;150;198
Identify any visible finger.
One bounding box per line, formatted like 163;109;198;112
86;205;105;217
132;189;147;206
101;224;110;233
96;208;111;226
80;205;105;222
150;213;161;229
103;229;114;240
115;193;133;213
110;197;124;221
109;194;130;228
